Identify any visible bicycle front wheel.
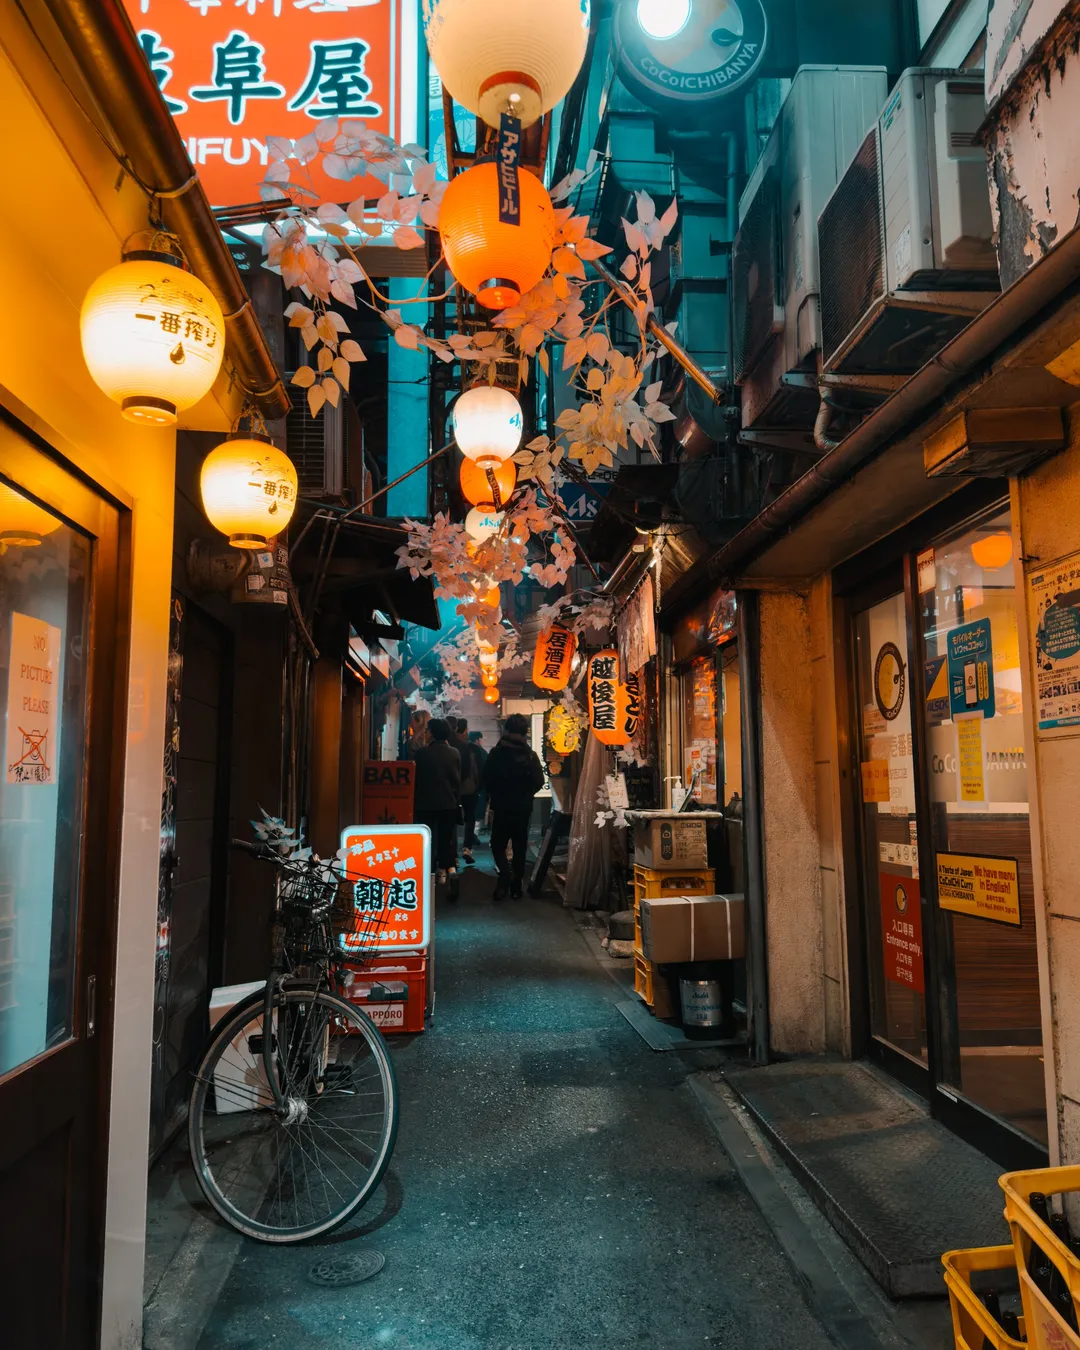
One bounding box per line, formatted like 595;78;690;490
188;986;398;1242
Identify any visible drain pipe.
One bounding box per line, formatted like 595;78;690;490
43;0;290;420
813;389;842;454
737;590;770;1065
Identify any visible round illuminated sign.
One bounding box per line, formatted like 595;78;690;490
874;643;906;722
617;0;768;106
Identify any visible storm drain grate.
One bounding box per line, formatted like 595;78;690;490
307;1251;385;1287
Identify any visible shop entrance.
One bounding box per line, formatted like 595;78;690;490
847;498;1047;1167
0;425;125;1346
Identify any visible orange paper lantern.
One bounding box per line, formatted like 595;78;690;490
460;457;517;508
532;625;576;692
587;650;642;746
439;162;556;310
481;667;499;687
478;584;501;608
971;532;1013;571
483;685;500;704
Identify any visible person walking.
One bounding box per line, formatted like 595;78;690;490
413;718;461;898
452;717;480;864
483;713;545;900
403;708;431;760
469;731;489;838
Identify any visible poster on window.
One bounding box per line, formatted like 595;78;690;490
879;873;924;993
1028;551;1080;732
5;612;61;786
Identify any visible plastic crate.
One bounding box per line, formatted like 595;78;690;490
634;953;675;1019
632;866;715;915
1001;1166;1080;1349
943;1245;1027;1349
342;955;427;1034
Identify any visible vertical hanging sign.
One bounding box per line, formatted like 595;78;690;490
497;113;522;224
6;612;61;785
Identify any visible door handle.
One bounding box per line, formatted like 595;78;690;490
87;975;97;1039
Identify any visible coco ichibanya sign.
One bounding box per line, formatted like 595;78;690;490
616;0;767;106
125;0;404;207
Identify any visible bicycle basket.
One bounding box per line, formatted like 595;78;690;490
278;860;389;969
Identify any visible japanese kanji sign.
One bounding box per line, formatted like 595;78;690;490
6;613;61;786
496;113;521;225
937;853;1021;927
340;823;431;954
126;0;403;207
1029;549;1080;731
879;873;924;993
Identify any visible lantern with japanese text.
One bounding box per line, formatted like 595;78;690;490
453;385;523;467
483;685;500;704
621;671;642;743
423;0;591;129
588;649;623;745
81;250;225;425
0;481;61;550
460;457;516;509
465;507;503;542
200;435;298;548
439;164;556;310
547;702;583;756
532;625;576;692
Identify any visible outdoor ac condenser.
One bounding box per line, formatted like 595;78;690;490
818;69;999;377
733;65;888;436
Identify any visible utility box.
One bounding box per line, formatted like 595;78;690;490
627;810;721;871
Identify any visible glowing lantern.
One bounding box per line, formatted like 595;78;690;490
0;481;61;550
971;532;1013;571
587;650;641;746
200;435;298;548
532;625;576;692
483;685;501;704
465;507;503;542
454;385;523;467
481;667;499;687
423;0;591;129
460;456;516;508
548;702;583;756
477;584;501;608
81;251;225;425
439;164;556;310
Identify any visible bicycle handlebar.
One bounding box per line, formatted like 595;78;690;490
230;837;276;857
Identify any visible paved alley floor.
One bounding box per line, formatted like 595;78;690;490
147;857;875;1349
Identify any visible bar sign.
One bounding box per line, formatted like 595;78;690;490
497;114;521;225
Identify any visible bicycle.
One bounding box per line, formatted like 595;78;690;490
187;831;400;1243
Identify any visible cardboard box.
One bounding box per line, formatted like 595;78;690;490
639;894;745;965
627;810;722;870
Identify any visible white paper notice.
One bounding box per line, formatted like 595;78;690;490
5;612;61;785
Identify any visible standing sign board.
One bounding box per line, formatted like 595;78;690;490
340;823;431;956
124;0;407;207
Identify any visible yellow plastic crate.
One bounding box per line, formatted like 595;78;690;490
1001;1166;1080;1350
943;1245;1027;1350
632;865;715;915
634;953;675;1019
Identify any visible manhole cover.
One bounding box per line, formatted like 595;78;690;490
307;1251;384;1287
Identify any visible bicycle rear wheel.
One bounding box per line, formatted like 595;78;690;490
188;986;398;1242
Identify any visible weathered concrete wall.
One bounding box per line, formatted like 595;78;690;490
759;590;826;1055
1016;427;1080;1164
986;2;1080;286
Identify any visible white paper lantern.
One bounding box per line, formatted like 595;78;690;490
423;0;591;129
465;507;503;542
453;386;523;468
81;252;225;425
200;435;298;548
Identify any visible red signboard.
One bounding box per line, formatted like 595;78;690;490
340;823;430;955
125;0;403;207
879;873;924;993
361;760;414;824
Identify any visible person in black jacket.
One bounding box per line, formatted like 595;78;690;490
413;718;461;893
451;717;480;864
482;713;545;900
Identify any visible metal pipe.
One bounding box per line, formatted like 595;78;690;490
665;218;1080;608
813;390;841;454
341;441;454;521
737;590;770;1065
42;0;290;421
589;258;723;405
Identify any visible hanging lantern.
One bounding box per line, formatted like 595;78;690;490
0;480;61;550
548;702;583;756
465;507;504;542
588;648;637;747
532;625;576;692
971;532;1013;571
423;0;591;129
454;386;523;467
483;685;501;704
477;583;501;608
200;435;298;548
460;456;516;508
81;250;225;425
481;667;499;687
439;164;556;310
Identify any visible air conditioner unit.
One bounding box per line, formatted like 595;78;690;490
286;381;345;496
733;66;888;435
819;69;999;377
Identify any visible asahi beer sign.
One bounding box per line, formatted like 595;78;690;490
617;0;768;106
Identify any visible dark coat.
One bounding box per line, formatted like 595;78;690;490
483;732;545;813
450;730;479;795
413;741;461;813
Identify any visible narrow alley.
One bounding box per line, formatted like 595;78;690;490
145;856;893;1350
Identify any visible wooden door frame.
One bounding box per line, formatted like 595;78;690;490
0;406;131;1339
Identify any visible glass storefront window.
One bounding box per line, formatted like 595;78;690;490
855;592;927;1063
680;655;718;804
0;482;90;1077
918;509;1047;1146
